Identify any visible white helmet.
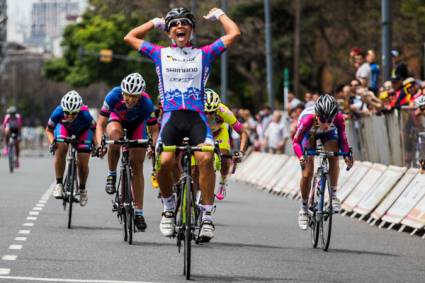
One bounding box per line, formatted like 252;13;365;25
61;90;83;113
121;73;146;95
204;88;221;112
415;95;425;108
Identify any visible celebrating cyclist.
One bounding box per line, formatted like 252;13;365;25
204;88;248;200
2;106;23;168
124;6;240;240
95;73;159;232
45;91;95;206
292;94;353;230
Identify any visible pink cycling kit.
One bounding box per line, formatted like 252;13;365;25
292;107;350;158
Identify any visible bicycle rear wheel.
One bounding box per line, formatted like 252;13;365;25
309;176;319;248
8;143;14;173
183;176;192;280
320;175;333;251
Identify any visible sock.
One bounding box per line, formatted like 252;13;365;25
79;184;86;191
220;175;227;185
301;200;308;212
161;195;176;212
108;171;117;177
135;208;144;216
331;186;337;196
56;178;63;184
200;205;214;222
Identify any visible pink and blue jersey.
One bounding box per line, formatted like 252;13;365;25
292;107;350;158
2;114;22;130
100;86;156;125
47;105;95;134
139;39;226;112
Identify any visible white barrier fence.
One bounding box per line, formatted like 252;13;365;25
232;152;425;238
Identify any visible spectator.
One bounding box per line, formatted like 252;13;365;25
389;77;415;110
367;49;380;93
289;103;305;138
391;49;409;81
378;80;395;110
354;51;371;88
312;93;320;102
264;110;288;154
304;92;315;108
287;92;302;111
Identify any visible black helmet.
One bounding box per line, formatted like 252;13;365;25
165;7;195;32
314;94;338;120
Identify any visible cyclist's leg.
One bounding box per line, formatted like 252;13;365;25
192;112;215;239
52;124;69;198
157;112;180;236
76;128;93;206
298;134;314;230
15;130;21;165
321;130;340;211
216;127;231;199
105;116;123;194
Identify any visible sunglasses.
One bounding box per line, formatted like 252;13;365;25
318;115;334;123
168;18;193;29
122;92;139;97
420;107;425;111
64;110;79;116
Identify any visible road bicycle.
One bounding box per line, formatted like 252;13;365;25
105;129;150;245
7;132;18;173
156;137;218;280
304;148;352;251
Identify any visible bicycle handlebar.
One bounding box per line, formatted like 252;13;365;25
304;149;351;158
104;138;150;147
159;144;216;153
54;135;79;145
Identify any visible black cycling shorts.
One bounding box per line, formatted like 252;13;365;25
159;110;213;146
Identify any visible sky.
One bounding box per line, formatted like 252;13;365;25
7;0;87;43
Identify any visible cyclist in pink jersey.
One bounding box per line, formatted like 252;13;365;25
2;106;23;167
124;7;240;241
292;94;353;230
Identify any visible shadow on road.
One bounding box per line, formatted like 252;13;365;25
70;225;122;232
192;274;316;282
330;248;398;257
197;241;284;250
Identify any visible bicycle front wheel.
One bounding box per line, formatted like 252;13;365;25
309;176;319;248
125;167;134;245
67;161;76;229
320;175;333;251
183;176;192;280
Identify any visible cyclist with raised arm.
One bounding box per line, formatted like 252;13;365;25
95;73;159;232
204;88;248;200
124;6;240;240
2;106;23;168
292;94;353;230
45;91;95;206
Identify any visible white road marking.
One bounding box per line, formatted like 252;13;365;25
38;200;47;203
1;255;17;261
33;207;42;211
35;204;44;207
29;211;39;216
18;230;30;235
14;237;26;241
8;245;22;250
0;269;10;275
26;217;37;221
0;276;155;282
22;223;34;227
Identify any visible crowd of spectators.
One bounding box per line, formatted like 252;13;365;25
230;47;425;157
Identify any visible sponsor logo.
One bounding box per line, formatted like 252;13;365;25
164;87;201;101
170;77;195;83
166;55;196;62
165;67;198;73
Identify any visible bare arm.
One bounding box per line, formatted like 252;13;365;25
95;115;108;146
218;14;241;48
239;125;249;153
45;127;54;145
148;124;159;146
124;21;155;51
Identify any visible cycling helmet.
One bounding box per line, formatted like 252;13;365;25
415;95;425;108
6;106;17;114
165;7;195;32
61;90;83;113
121;73;146;95
204;88;221;112
403;77;417;96
314;94;338;120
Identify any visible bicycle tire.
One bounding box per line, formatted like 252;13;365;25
176;184;183;254
309;176;319;248
121;171;128;242
125;167;133;245
8;142;14;173
67;159;76;229
320;175;333;251
183;175;192;280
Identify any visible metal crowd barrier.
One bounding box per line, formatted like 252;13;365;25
232;152;425;238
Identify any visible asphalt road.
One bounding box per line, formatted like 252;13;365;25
0;156;425;283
